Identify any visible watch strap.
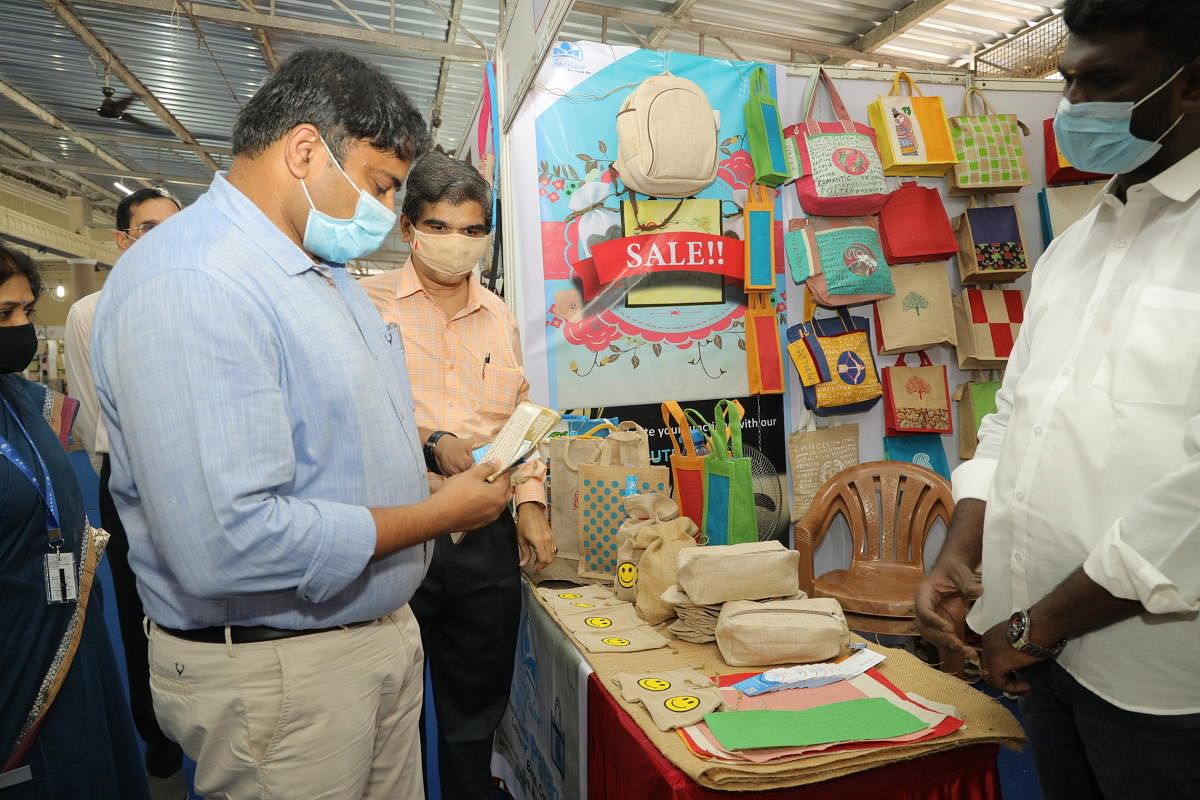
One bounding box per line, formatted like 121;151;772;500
423;431;457;475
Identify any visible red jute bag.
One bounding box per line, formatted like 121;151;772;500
879;181;957;264
661;401;705;534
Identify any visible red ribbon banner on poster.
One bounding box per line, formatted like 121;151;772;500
572;232;746;301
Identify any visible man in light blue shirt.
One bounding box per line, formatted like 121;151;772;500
92;49;511;799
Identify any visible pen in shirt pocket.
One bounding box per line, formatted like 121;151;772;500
482;352;491;379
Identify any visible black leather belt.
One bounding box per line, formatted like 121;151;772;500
159;618;377;645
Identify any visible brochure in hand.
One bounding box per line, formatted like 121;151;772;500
473;401;561;482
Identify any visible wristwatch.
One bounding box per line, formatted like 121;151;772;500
1005;609;1066;660
423;431;457;475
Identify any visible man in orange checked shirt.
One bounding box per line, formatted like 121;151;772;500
362;151;554;800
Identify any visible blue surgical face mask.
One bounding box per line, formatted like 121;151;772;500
1053;65;1187;175
300;136;397;264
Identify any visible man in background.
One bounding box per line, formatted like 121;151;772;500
363;152;555;800
63;186;185;800
92;49;511;799
916;1;1200;797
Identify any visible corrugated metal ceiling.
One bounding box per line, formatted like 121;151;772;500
0;0;1061;210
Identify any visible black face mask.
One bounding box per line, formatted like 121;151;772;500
0;323;38;374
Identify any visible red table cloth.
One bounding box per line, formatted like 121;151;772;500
586;674;1001;800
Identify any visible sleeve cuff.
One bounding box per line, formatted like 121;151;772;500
951;457;997;503
515;476;547;508
295;501;377;604
1083;520;1199;615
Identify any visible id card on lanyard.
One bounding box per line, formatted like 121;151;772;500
0;395;78;604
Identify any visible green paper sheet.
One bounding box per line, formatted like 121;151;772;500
703;697;927;751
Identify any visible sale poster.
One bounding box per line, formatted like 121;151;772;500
530;43;787;409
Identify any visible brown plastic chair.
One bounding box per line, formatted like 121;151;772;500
794;461;963;677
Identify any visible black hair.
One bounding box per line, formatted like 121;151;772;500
115;187;181;231
0;241;42;299
401;151;493;231
1063;0;1200;63
232;48;429;163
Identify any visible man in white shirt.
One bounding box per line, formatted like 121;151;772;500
916;2;1200;798
63;187;184;800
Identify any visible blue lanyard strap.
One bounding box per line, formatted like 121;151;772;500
0;395;62;540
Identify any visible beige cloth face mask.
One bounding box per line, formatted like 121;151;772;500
410;228;489;280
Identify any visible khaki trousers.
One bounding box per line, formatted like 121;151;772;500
147;607;425;800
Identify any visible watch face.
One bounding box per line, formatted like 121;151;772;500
1006;611;1025;644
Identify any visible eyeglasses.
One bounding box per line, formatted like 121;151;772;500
120;221;159;239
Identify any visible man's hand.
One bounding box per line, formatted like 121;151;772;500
516;502;555;573
433;462;512;532
435;435;476;476
915;556;982;660
980;620;1042;695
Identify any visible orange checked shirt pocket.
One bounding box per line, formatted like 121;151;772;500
478;363;525;431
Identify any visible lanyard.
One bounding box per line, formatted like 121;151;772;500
0;394;62;544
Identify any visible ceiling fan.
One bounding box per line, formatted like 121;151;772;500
78;86;170;135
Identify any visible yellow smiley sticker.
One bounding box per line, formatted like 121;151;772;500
664;695;701;713
557;592;583;600
601;637;630;647
569;601;594;609
637;677;671;692
584;616;613;629
616;562;638;589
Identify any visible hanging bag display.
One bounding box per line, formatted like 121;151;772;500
787;301;882;417
955;375;1002;460
883;433;951;480
744;292;785;395
882;351;953;436
867;72;958;177
949;87;1031;194
1043;118;1109;184
784;67;889;216
787;410;859;521
660;400;706;532
744;66;791;188
784;217;894;306
743;184;776;291
878;181;957;264
953;288;1024;370
954;200;1030;284
613;73;720;198
872;261;957;354
701;399;757;547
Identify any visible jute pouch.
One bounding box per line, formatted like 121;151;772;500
613;493;679;601
636;518;699;625
676;541;800;606
715;597;849;667
576;625;669;654
558;602;644;635
612;668;724;731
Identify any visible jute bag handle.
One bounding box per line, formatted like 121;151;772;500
661;401;699;457
889;71;924;97
960;86;1030;135
802;66;855;134
562;421;620;471
894;350;934;367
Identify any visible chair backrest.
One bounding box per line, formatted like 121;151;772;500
794;461;953;594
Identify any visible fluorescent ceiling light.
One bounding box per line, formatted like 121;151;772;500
113;181;133;196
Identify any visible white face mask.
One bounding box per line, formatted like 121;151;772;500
410;227;489;281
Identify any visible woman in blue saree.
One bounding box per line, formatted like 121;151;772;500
0;243;148;799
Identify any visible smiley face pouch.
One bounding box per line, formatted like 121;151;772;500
575;624;669;654
558;602;644;635
612;668;724;730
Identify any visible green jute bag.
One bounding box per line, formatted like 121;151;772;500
744;66;791;188
702;399;758;547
